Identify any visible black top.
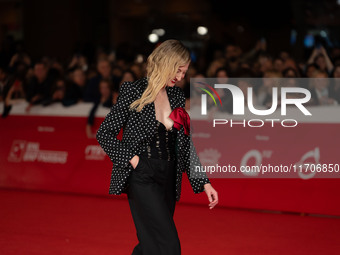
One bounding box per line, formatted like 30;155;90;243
140;119;177;161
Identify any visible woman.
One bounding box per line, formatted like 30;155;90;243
96;39;218;254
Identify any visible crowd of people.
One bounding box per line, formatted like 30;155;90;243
1;39;340;134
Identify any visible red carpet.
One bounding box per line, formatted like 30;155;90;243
1;189;339;255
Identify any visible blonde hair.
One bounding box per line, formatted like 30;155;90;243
130;39;191;112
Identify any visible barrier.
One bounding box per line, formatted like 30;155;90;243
1;100;340;216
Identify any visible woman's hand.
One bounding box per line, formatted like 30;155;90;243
130;155;140;169
204;183;218;209
86;124;96;139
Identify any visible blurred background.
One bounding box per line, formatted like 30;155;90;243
1;1;340;254
1;0;340;62
1;0;340;117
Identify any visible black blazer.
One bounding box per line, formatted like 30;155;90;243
96;77;211;201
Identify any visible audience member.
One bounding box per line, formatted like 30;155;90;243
309;70;338;106
86;79;113;138
24;61;56;112
1;37;340;121
83;59;113;102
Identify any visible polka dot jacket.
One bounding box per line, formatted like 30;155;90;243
96;77;211;202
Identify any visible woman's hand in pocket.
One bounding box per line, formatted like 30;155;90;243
130;155;140;170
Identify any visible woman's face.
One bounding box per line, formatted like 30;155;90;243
314;73;329;90
274;59;283;72
73;69;86;86
216;70;228;84
284;69;296;78
167;62;190;87
316;55;326;70
99;81;111;98
217;70;228;78
306;66;316;78
333;66;340;78
119;72;135;86
122;72;135;82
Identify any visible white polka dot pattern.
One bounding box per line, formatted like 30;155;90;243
96;77;211;201
175;89;211;195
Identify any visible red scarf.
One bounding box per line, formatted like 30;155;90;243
169;107;190;136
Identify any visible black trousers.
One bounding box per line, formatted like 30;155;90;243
126;154;181;255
